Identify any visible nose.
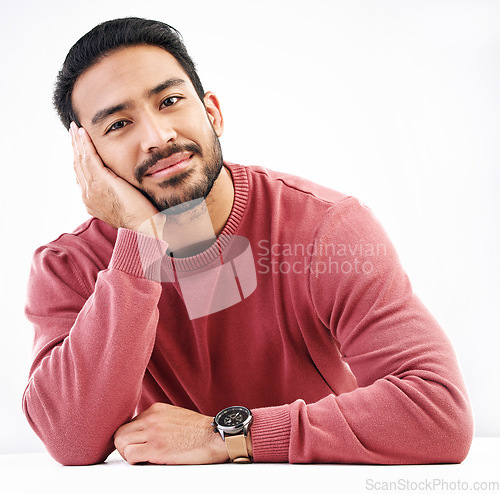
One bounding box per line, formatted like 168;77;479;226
139;111;177;153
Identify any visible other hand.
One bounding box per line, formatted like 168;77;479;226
114;402;230;465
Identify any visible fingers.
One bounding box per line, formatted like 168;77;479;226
70;122;108;186
115;418;144;436
77;124;101;169
70;122;89;197
121;443;150;465
70;122;112;214
113;405;167;464
114;428;148;463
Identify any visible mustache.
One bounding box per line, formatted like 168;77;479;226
135;143;203;183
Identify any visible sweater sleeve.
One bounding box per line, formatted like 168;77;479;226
22;228;167;465
250;197;473;464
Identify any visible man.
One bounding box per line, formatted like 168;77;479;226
23;17;473;466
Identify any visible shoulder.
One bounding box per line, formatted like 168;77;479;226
30;218;117;293
226;161;381;240
237;163;349;206
37;217;117;254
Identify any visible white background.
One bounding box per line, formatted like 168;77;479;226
0;0;498;454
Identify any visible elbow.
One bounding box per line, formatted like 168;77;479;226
35;430;113;466
23;395;115;466
41;430;114;466
437;406;474;464
419;396;474;464
24;409;112;466
389;384;475;465
50;448;111;466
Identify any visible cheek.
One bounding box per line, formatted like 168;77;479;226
190;119;217;149
177;107;216;143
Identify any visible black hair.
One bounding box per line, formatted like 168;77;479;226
53;17;205;129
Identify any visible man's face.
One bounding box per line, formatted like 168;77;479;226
72;45;224;211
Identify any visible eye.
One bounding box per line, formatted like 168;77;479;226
160;96;181;108
105;120;129;134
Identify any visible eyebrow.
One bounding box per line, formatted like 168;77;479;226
90;78;188;127
91;103;132;127
147;77;186;98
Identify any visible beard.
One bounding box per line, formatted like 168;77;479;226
135;128;224;214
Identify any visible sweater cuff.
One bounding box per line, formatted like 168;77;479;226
251;404;291;462
109;228;169;280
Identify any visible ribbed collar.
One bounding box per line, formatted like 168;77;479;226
162;161;249;272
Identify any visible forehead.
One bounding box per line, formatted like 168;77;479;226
72;45;193;123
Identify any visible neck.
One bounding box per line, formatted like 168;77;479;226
163;165;234;257
205;165;234;236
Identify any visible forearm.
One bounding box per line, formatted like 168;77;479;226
250;368;472;464
23;229;166;465
249;199;473;464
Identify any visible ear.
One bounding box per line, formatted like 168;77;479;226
203;92;224;137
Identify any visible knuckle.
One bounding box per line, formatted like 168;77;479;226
122;444;134;463
150;402;164;412
142;414;156;428
86;175;100;192
114;435;124;450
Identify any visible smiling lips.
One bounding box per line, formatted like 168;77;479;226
145;151;194;178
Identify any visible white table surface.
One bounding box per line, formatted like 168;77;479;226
1;437;499;494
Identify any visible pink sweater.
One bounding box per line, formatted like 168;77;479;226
23;162;473;465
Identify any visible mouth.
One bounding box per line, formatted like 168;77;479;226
144;152;194;180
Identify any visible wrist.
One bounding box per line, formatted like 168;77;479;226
207;419;230;463
212;406;253;463
134;210;165;238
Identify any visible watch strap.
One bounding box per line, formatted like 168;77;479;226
225;434;252;463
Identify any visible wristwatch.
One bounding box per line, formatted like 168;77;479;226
213;406;253;463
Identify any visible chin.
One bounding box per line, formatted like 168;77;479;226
148;161;222;213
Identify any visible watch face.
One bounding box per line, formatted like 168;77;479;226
216;406;251;429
